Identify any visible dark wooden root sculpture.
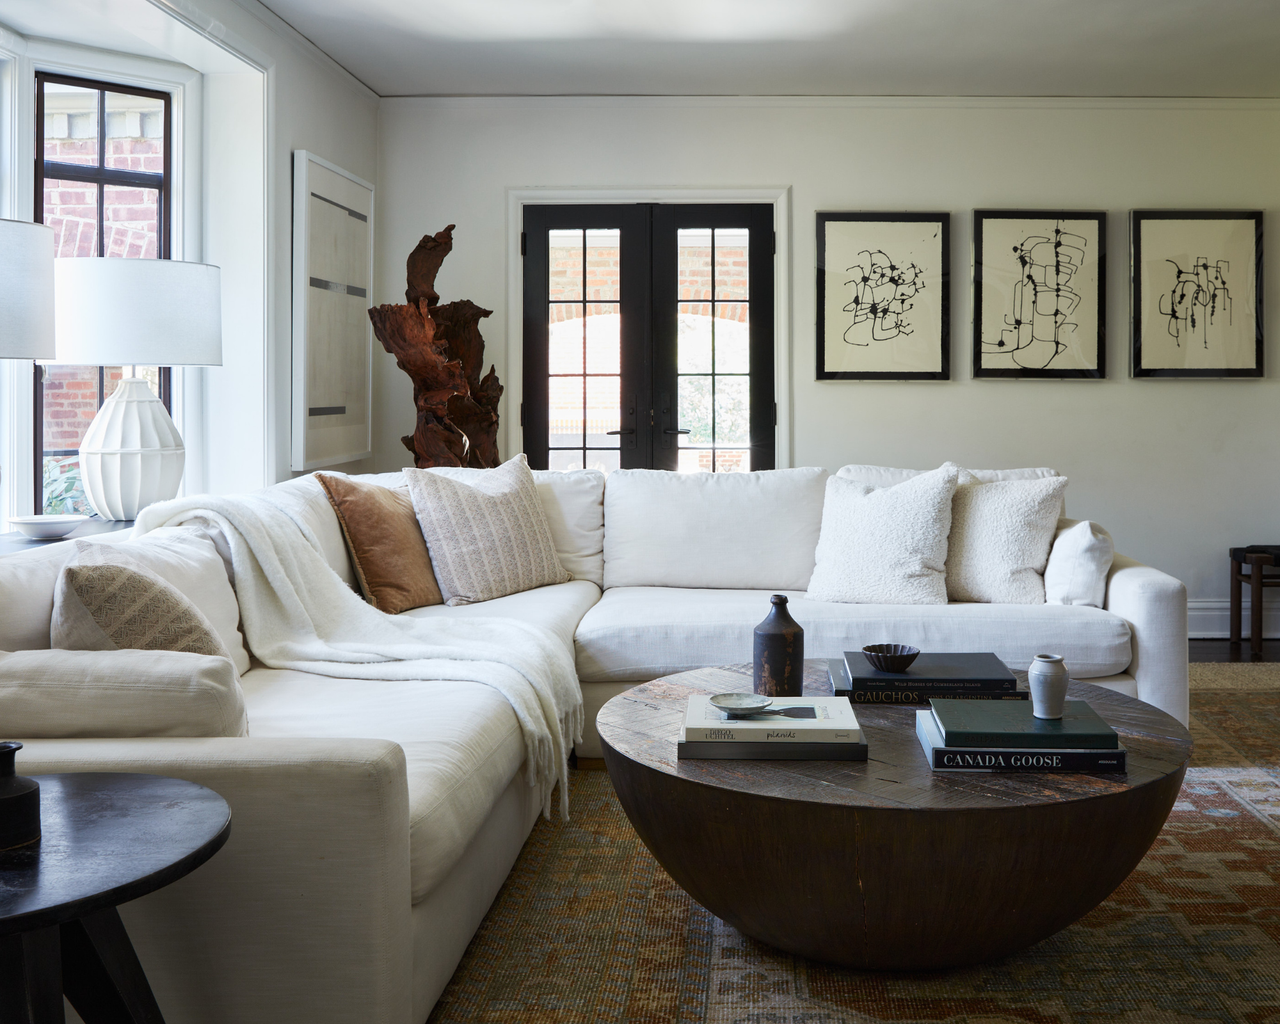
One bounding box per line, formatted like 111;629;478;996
368;226;503;468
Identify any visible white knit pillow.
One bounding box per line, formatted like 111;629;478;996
945;474;1070;604
404;454;571;606
807;464;958;605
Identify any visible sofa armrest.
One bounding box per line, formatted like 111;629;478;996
15;737;413;1024
1104;554;1189;726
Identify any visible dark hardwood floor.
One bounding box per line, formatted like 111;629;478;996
1190;638;1280;663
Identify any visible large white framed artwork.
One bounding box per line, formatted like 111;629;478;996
291;151;375;470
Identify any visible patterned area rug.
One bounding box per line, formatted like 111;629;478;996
429;664;1280;1024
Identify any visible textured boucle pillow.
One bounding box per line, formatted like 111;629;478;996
807;463;958;604
945;474;1070;604
51;542;232;659
316;472;443;614
404;454;571;606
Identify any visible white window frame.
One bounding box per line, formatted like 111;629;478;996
0;33;200;520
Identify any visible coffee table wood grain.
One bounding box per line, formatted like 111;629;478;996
597;661;1192;970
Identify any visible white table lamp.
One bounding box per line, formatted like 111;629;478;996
53;258;222;520
0;219;55;359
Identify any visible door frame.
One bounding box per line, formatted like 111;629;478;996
506;186;793;468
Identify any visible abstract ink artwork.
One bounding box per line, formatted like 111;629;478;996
817;212;949;380
973;210;1106;379
1131;211;1263;378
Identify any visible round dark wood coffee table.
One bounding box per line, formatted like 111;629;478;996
0;772;231;1023
598;661;1192;970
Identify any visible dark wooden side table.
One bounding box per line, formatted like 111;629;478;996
0;773;231;1024
1230;545;1280;654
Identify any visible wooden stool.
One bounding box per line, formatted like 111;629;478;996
1230;546;1280;654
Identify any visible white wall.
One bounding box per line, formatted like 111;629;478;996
376;96;1280;625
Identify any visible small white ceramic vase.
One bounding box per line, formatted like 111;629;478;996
1028;654;1069;720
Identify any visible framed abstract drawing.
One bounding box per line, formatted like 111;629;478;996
291;150;375;470
816;211;950;380
973;210;1106;379
1131;210;1263;378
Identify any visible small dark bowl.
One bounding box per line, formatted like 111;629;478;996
862;644;921;674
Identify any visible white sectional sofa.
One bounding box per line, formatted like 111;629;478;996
0;463;1188;1024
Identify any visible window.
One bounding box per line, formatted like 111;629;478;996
34;72;171;514
522;203;774;473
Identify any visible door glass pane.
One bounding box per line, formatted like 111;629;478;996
549;305;584;374
584;305;620;374
548;376;584;447
548;450;584;471
677;375;713;445
45;180;99;257
715;450;750;473
585;450;621;474
714;376;750;445
714;304;750;373
585;376;620;446
678;449;711;473
548;229;583;302
104;184;160;259
678;229;712;301
105;92;164;171
585;229;620;301
714;228;750;300
43;84;98;166
678;303;712;373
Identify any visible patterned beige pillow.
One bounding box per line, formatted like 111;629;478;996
52;542;232;660
404;454;571;606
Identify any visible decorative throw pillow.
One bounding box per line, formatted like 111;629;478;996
51;542;232;659
945;474;1070;604
807;463;959;605
1044;518;1114;608
316;473;443;614
404;454;571;606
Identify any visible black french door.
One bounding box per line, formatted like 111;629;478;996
522;203;774;472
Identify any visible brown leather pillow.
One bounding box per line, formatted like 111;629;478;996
315;474;443;614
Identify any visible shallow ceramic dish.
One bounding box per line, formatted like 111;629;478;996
709;693;773;716
862;643;921;673
6;515;90;540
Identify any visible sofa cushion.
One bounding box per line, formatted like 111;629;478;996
400;579;601;654
603;467;828;591
574;587;1132;682
263;474;357;587
0;526;250;673
238;668;524;902
1045;519;1114;608
836;463;1060;487
0;648;246;737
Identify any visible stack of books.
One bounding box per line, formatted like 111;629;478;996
828;651;1026;705
678;696;868;760
916;698;1127;773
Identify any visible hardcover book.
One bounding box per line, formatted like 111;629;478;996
827;660;1028;704
842;651;1017;691
916;710;1126;773
678;740;869;761
683;696;862;744
928;698;1119;750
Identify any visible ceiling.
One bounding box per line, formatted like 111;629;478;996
253;0;1280;98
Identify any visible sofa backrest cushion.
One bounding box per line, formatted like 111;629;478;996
603;467;829;590
0;648;247;737
264;474;357;587
837;463;1059;487
0;526;250;674
1045;518;1115;608
357;467;606;587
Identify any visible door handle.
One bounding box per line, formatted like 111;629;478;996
663;428;690;435
605;429;635;435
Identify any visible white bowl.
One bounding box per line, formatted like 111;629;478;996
7;515;90;540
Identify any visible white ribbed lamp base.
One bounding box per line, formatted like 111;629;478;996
78;378;185;521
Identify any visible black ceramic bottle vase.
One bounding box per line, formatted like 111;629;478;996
754;594;804;697
0;741;40;850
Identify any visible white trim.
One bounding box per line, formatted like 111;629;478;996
504;186;794;468
1189;598;1280;640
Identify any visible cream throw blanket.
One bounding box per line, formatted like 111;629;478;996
134;490;583;818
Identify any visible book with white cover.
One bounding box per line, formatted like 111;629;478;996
683;696;862;744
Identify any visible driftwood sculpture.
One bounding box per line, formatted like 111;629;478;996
367;225;504;468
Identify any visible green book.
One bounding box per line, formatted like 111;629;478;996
928;698;1119;750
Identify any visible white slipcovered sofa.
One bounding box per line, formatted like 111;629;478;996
1;463;1187;1024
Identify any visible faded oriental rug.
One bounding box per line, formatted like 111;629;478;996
429;665;1280;1024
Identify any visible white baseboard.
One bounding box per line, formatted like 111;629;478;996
1188;598;1280;639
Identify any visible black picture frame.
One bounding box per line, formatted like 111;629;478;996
816;212;949;381
1130;210;1263;378
973;210;1107;380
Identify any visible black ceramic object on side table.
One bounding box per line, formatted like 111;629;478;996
0;741;39;851
754;595;804;697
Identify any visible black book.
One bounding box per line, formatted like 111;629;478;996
678;740;868;761
929;698;1119;750
828;660;1028;704
916;711;1126;773
842;651;1017;692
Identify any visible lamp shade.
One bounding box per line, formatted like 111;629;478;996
0;219;55;359
53;258;222;366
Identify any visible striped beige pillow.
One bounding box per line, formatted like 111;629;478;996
404;455;571;606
